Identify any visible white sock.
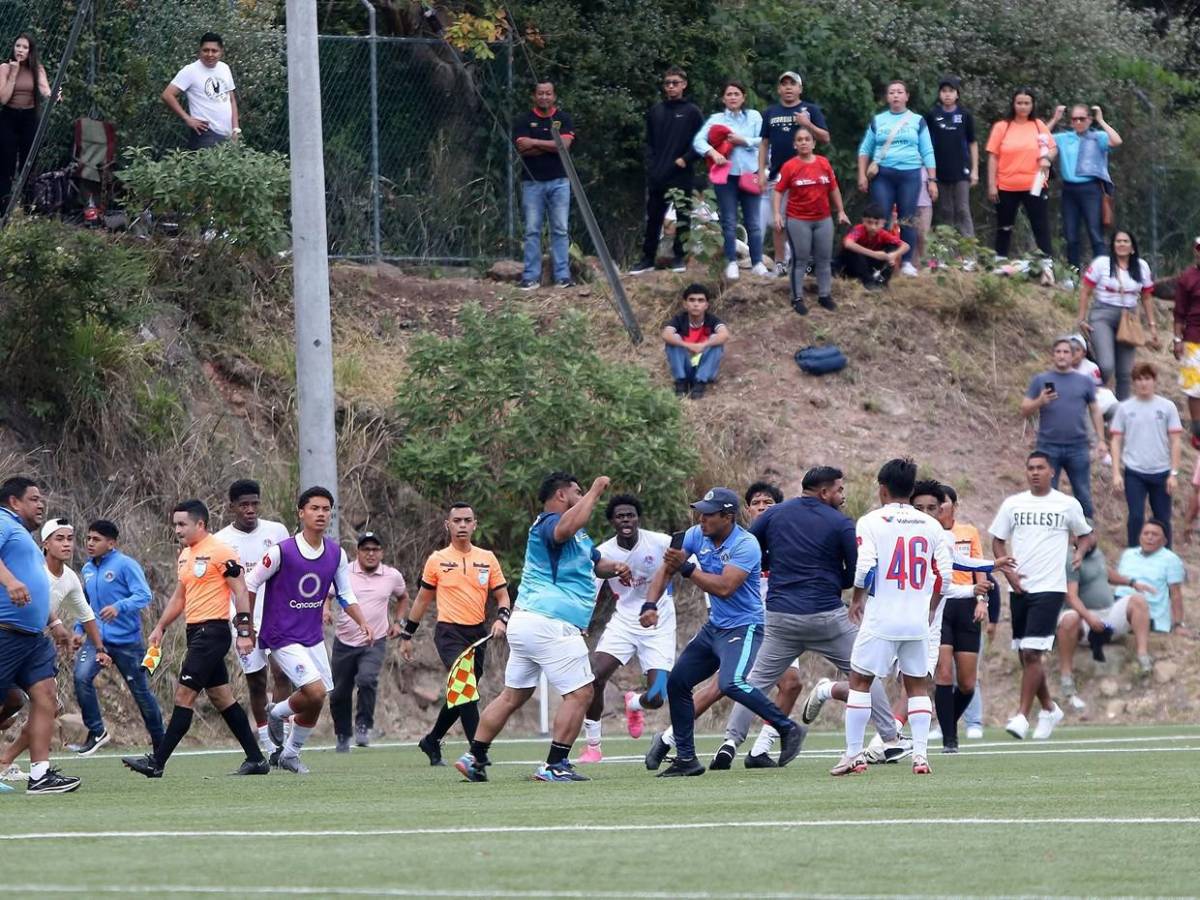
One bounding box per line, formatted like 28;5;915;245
626;693;643;712
845;690;873;756
909;697;933;757
584;718;602;747
270;699;296;720
257;724;270;745
816;681;833;701
751;724;778;756
662;726;675;747
893;716;906;734
29;760;48;781
283;722;313;758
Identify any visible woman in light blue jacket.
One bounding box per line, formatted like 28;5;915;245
693;80;766;280
856;80;938;275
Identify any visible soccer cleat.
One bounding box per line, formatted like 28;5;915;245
829;752;868;776
355;725;371;748
883;737;914;763
1032;704;1064;740
418;734;445;766
1005;713;1029;740
724;261;740;281
277;753;310;775
230;757;270;776
912;754;932;775
0;781;12;794
267;707;286;751
777;723;806;768
534;761;589;782
657;757;705;777
335;734;351;753
941;742;959;754
26;768;81;794
965;725;985;740
744;752;777;769
122;754;163;779
577;745;603;764
709;741;736;770
644;732;671;771
623;691;645;739
628;258;655;275
74;729;111;758
0;763;25;781
455;752;488;783
802;677;832;724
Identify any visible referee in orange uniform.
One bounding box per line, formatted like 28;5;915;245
402;503;509;766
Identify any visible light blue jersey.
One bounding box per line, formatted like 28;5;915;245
682;523;762;629
516;512;601;629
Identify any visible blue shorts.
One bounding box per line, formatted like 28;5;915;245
0;627;58;693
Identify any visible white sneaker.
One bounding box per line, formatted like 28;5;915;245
772;261;787;278
1005;713;1029;740
965;725;984;740
1032;704;1064;740
901;262;919;277
751;262;772;277
724;261;740;280
1068;694;1087;712
0;763;24;781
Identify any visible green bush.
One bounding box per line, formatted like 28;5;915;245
120;143;291;253
391;303;698;579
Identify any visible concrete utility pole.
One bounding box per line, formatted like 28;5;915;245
286;0;340;527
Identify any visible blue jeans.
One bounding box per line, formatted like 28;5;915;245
1123;467;1172;547
868;166;921;264
1061;180;1105;269
665;344;724;384
713;181;763;264
1038;440;1094;519
521;177;571;283
74;640;165;745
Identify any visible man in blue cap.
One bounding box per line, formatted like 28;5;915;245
645;487;804;777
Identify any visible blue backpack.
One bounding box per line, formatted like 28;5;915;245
794;344;847;375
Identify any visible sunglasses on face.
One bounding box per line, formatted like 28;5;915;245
1071;116;1089;121
663;79;684;86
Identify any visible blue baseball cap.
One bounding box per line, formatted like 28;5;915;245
691;487;739;514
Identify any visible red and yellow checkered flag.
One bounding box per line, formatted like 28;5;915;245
446;635;491;708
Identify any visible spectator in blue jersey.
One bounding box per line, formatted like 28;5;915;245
1115;519;1188;638
662;282;730;399
1047;103;1122;270
924;75;978;239
856;80;938;277
512;81;575;290
693;80;767;281
757;71;830;277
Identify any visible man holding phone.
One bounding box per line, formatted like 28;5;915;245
1019;337;1107;519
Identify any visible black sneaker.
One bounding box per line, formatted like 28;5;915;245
122;754;163;779
670;256;687;272
1088;625;1114;662
74;729;110;757
709;741;736;770
817;295;837;311
26;767;81;794
628;258;655;275
657;756;705;777
355;725;370;748
230;757;270;775
518;279;539;291
268;747;282;769
744;752;777;769
941;742;960;755
418;733;446;767
777;722;807;767
556;278;577;289
644;732;671;771
674;379;689;397
791;297;809;316
335;734;351;753
690;382;707;399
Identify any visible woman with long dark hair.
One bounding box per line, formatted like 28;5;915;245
0;33;53;208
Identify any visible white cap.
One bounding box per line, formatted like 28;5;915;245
40;517;73;542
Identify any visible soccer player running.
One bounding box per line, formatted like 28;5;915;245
405;502;509;766
832;459;953;777
579;494;674;762
456;472;631;783
651;488;804;778
991;451;1094;740
123;500;267;778
248;487;373;774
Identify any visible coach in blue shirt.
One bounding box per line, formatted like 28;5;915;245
720;467;902;761
646;487;802;777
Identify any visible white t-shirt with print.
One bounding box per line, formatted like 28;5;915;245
989;489;1091;594
170;60;237;136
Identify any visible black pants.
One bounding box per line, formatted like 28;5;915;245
0;105;38;208
835;248;893;287
641;177;693;262
994;189;1052;257
1123;467;1172;548
329;638;387;736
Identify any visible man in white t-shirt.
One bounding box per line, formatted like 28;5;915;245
214;479;290;751
161;31;240;150
990;451;1094;741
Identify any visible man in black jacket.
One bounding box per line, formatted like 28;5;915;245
630;67;703;274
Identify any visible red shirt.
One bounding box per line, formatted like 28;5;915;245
775;155;838;221
845;223;902;252
1173;266;1200;343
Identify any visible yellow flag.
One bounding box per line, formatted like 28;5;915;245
446;636;490;708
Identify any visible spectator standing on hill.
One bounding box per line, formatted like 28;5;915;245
1110;362;1181;548
1048;103;1122;271
512;81;575;290
986;87;1056;275
914;168;933;269
661;283;729;399
759;71;830;277
1077;230;1157;401
1020;337;1107;519
836;203;908;290
1115;520;1187;637
1170;237;1200;446
162;32;240;150
630;67;702;275
925;75;977;239
0;34;54;209
856;79;937;278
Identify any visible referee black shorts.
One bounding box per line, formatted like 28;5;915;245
434;621;489;674
940;596;982;653
179;620;232;691
1010;591;1065;652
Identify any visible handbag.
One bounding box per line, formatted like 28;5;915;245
737;171;762;194
1116;308;1146;347
866;114;911;180
1102;190;1115;227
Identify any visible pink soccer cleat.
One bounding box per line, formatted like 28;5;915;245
577;745;603;764
624;691;645;739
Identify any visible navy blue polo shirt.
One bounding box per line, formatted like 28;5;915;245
749;496;856;614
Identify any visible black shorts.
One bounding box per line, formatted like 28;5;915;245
1010;591;1065;651
434;621;489;675
179;620;231;691
940;596;982;653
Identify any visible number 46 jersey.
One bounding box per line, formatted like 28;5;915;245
854;503;954;641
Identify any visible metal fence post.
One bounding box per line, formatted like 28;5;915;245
360;0;382;262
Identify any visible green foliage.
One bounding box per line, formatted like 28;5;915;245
120;143;291;253
391;304;699;578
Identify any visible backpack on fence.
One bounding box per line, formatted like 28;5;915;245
794;344;848;376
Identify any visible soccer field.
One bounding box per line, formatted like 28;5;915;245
3;725;1199;899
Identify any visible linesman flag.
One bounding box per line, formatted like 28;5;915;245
446;635;491;707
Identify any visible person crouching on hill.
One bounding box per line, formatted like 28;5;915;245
661;282;730;400
835;203;909;290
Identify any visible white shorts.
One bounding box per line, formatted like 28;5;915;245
504;608;594;695
268;642;334;691
852;631;928;679
595;614;676;672
1057;598;1132;639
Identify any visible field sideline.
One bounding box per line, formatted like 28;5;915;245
3;725;1199;899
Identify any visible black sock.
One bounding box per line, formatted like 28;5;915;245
458;701;480;743
221;702;265;762
934;685;956;744
154;705;194;767
469;739;492;765
547;740;572;766
953;688;975;722
429;703;463;742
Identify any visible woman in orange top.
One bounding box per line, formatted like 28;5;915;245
985;87;1057;265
